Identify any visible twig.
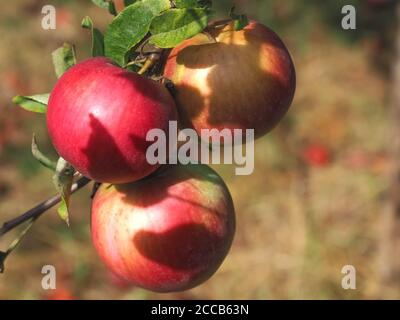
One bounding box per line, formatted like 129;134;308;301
0;177;91;237
0;216;38;272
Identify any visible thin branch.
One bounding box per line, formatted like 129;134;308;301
0;216;38;272
0;177;91;237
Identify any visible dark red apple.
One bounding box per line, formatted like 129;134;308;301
91;164;235;293
47;57;177;183
163;20;296;142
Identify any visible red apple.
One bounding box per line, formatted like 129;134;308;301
44;287;75;300
47;57;177;183
163;20;296;142
91;164;235;293
108;270;135;290
303;145;331;167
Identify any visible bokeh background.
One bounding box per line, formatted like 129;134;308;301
0;0;399;299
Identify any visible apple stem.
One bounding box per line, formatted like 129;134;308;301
207;19;232;30
137;53;160;75
138;59;153;75
202;31;217;43
125;58;147;67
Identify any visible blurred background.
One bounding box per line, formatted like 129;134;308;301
0;0;399;299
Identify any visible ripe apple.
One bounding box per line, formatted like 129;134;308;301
303;145;331;167
47;57;177;184
91;164;235;293
108;271;135;290
44;287;75;300
163;20;296;142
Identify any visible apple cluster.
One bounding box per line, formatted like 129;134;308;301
46;21;296;292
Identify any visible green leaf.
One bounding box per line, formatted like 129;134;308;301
109;1;117;15
197;0;212;8
149;8;210;48
0;217;36;273
58;197;70;224
92;0;117;15
175;0;211;9
31;134;57;171
12;94;49;113
124;0;137;6
92;0;109;8
232;15;249;31
53;158;75;226
51;43;77;78
174;0;199;8
229;7;249;31
104;0;170;66
81;16;105;57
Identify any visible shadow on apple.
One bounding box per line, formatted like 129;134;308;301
133;223;226;271
165;22;296;140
